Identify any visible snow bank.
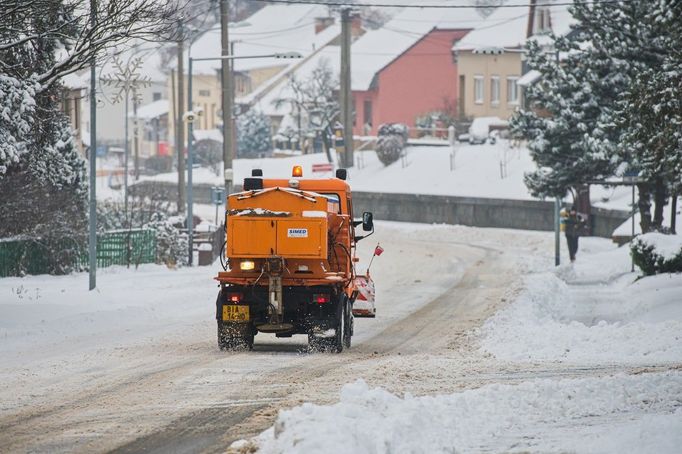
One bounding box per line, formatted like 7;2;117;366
247;373;682;454
634;232;682;261
480;272;682;363
481;238;682;364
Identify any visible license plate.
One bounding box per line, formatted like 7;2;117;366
222;305;249;322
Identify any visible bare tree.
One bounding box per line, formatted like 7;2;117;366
274;58;339;162
0;0;182;88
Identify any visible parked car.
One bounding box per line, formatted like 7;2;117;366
468;117;508;145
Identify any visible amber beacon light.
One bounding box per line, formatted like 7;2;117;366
292;165;303;177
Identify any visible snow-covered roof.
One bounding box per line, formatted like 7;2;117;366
247;46;340;117
517;69;541;87
61;72;87;90
454;5;530;52
189;3;340;76
454;0;576;52
193;129;223;142
351;2;486;91
129;100;169;120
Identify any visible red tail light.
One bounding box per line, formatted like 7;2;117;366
227;292;243;303
313;293;330;304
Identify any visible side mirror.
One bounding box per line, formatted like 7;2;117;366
362;212;373;231
336;169;347;180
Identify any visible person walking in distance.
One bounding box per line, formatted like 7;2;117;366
564;206;585;262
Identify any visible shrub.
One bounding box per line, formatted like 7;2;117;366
145;213;188;267
376;123;408;166
631;232;682;275
97;200;188;267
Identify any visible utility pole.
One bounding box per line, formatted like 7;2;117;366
176;21;186;213
89;0;97;290
220;0;234;194
340;7;353;168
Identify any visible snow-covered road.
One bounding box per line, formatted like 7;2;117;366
1;223;680;453
0;222;493;452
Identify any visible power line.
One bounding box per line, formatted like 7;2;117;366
251;0;634;9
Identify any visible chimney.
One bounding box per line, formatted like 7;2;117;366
351;14;364;38
315;17;334;34
527;0;537;38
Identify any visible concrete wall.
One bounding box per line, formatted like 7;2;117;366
352;192;629;239
130;181;629;239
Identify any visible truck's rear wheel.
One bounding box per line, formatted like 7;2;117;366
308;296;346;353
217;322;254;351
343;297;353;349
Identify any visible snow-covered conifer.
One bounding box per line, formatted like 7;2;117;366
236;109;273;158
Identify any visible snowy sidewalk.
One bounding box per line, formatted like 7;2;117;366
481;238;682;364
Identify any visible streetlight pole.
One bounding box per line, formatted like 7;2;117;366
187;56;195;266
89;0;97;290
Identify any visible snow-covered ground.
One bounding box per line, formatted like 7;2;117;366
481;237;682;364
2;222;680;453
235;232;682;454
247;373;682;454
134;143;636;211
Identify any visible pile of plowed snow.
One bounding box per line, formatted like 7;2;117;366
236;374;682;454
480;237;682;364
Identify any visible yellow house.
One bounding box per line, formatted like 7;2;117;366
454;1;574;120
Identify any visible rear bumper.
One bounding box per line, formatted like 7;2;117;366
216;285;342;334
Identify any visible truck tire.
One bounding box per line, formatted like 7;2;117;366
308;296;345;353
216;290;254;351
343;297;353;349
217;322;254;351
332;300;344;353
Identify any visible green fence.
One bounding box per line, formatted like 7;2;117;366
0;229;157;277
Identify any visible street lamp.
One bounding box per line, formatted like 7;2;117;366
185;51;303;265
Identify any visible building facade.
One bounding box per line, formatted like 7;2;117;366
353;29;469;136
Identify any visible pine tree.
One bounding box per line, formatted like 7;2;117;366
510;0;679;233
616;0;682;232
510;33;623;205
236;109;273;158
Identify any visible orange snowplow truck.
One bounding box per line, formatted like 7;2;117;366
214;166;374;352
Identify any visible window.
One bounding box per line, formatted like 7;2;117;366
535;7;551;33
198;89;211;97
363;99;373;130
490;76;500;105
152;92;162;101
474;75;484;104
507;77;519;104
322;193;342;214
